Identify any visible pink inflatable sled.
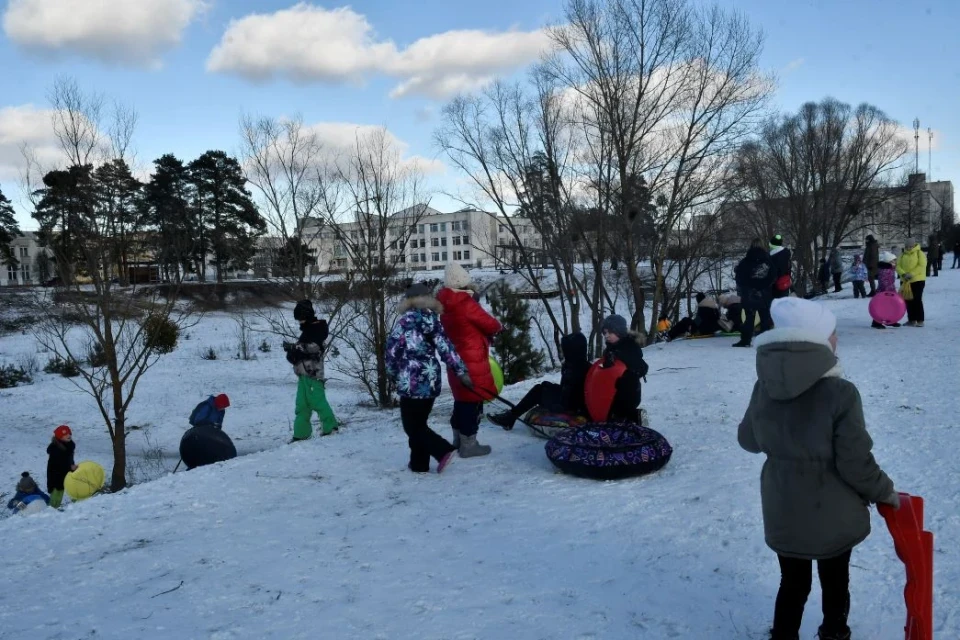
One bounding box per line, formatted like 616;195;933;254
869;291;906;325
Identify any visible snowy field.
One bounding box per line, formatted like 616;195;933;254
1;267;958;639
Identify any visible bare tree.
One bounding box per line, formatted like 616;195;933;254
727;99;908;293
319;128;430;407
239;114;327;298
543;0;771;341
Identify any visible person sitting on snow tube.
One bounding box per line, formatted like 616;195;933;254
488;332;591;431
189;393;230;429
667;293;722;340
7;472;50;513
600;314;649;422
719;293;743;332
436;264;503;458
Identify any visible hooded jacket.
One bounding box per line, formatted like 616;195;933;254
769;246;792;286
47;438;76;492
864;237;880;272
288;319;330;380
735;247;775;299
386;295;466;400
738;328;894;559
559;332;590;415
189;396;225;429
896;244;927;283
436;287;502;402
602;333;648;418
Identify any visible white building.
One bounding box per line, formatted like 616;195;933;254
303;206;543;274
1;232;53;286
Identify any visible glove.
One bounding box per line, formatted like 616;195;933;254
458;372;474;390
880;490;901;510
601;351;616;368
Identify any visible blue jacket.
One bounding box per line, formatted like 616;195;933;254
386;296;466;399
7;490;50;513
189;396;225;429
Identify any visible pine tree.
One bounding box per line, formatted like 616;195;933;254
489;281;545;384
187;150;265;283
0;185;22;268
145;154;195;281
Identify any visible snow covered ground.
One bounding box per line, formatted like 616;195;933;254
1;268;958;639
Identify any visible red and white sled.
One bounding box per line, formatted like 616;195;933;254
878;493;934;640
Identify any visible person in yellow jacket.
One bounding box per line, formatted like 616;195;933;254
896;241;927;327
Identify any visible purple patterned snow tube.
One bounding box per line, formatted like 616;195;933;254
545;421;673;480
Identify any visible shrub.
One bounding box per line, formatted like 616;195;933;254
44;356;82;378
258;339;272;353
0;364;32;389
143;314;180;354
17;353;39;376
200;346;218;361
86;342;108;368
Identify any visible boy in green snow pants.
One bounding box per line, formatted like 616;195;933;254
286;299;339;441
294;376;337;438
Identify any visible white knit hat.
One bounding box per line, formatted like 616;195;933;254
444;263;473;290
770;297;836;341
880;251;896;263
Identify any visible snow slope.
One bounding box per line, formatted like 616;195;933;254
1;270;959;639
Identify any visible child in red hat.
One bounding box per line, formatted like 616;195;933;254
47;425;78;508
188;394;230;429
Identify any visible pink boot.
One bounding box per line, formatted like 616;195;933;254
437;450;456;474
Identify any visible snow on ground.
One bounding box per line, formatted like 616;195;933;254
1;269;959;639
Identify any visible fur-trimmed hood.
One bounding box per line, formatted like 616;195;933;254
754;328;841;400
398;295;442;315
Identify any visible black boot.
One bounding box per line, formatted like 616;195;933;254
871;321;886;329
816;625;851;640
732;341;751;348
488;411;516;430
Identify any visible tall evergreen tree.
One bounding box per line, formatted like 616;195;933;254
489;281;545;384
32;164;98;280
273;237;317;278
145;154;195;281
187;150;265;283
0;185;22;268
93;159;142;284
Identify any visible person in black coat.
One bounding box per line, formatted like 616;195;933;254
47;425;77;508
768;234;792;299
489;332;591;430
733;239;775;347
667;293;722;340
600;314;649;421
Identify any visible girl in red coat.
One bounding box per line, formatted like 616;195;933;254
436;264;502;457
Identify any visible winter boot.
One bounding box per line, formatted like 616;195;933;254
816;626;851;640
437;450;456;474
871;320;886;329
451;429;461;449
768;629;798;640
732;340;751;348
488;411;516;430
459;434;491;458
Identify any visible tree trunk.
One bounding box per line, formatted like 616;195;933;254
111;420;127;491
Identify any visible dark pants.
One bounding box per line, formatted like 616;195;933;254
740;294;773;344
451;400;482;437
832;272;842;292
906;281;926;323
509;381;562;418
867;269;877;294
852;281;867;298
400;397;454;472
953;254;960;268
772;551;851;637
668;317;694;340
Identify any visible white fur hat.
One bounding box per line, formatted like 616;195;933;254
444;263;473;290
880;251;896;263
770;297;836;341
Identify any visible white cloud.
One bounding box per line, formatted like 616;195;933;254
206;3;550;99
0;104;60;185
3;0;206;67
305;122;446;175
894;125;940;152
782;58;805;74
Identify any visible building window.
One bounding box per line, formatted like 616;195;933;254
419;239;426;248
453;251;461;260
441;252;448;261
410;225;417;235
431;238;440;247
440;237;447;246
462;235;470;246
452;221;461;231
453;236;461;246
7;265;16;283
420;253;426;263
463;250;471;260
409;240;417;249
418;224;425;234
398;255;406;263
462;220;469;231
412;254;419;263
431;252;440;262
19;247;28;258
440;222;446;232
430;223;439;233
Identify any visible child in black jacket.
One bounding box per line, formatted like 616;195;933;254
488;332;591;430
47;425;77;508
600;314;649;421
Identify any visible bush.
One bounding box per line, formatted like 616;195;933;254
200;347;218;361
258;339;272;353
0;364;32;389
86;342;108;368
488;281;545;385
44;356;82;378
17;354;39;376
143;314;180;354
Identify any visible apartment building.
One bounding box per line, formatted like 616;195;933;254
1;232;53;286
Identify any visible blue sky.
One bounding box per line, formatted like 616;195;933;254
2;0;957;229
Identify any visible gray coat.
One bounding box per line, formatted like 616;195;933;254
738;328;894;559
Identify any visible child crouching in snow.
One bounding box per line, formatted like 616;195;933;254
386;283;473;474
7;472;50;513
738;298;899;640
872;251;902;329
